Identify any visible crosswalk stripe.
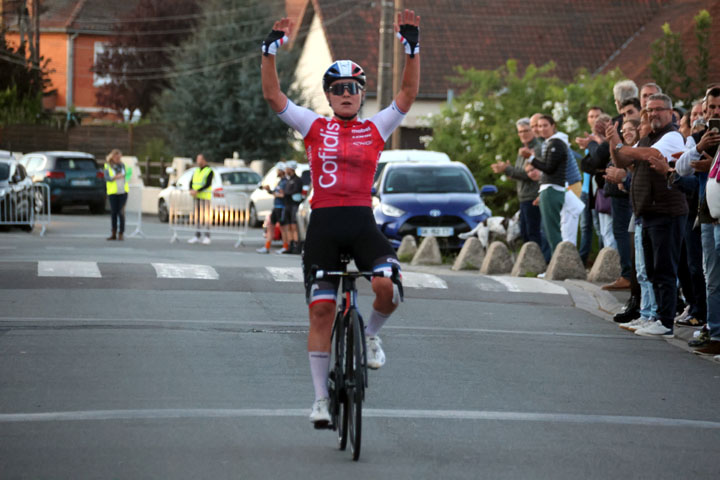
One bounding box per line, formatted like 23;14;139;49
38;261;101;278
492;276;567;295
265;267;448;289
152;263;219;280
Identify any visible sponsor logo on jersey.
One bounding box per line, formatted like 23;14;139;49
317;122;340;188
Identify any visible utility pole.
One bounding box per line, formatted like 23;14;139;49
376;1;394;129
391;0;403;149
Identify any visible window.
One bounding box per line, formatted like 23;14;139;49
385;167;476;194
177;169;195;189
57;158;98;171
93;42;112;87
24;156;45;173
0;163;10;180
221;171;261;186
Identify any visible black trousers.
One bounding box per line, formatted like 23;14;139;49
108;193;127;233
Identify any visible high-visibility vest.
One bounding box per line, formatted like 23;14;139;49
192;166;212;200
104;163;131;195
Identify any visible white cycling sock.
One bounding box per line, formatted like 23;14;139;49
365;309;390;337
309;352;330;400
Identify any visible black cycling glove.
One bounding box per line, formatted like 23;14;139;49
396;24;419;57
262;29;288;56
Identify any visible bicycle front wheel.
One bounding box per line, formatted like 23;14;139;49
333;311;349;451
347;309;364;461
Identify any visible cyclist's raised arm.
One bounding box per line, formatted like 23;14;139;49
393;9;420;113
261;18;293;113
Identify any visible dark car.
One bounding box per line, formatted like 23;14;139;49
0;158;35;230
20;151;105;213
373;162;495;250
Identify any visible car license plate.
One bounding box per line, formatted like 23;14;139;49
71;179;92;186
417;227;453;237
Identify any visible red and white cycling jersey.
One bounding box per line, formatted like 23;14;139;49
277;99;406;209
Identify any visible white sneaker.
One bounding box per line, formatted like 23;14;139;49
537;272;546;279
187;237;199;244
201;236;211;245
256;246;269;253
635;319;673;338
276;247;288;255
619;317;652;332
366;335;386;369
309;397;330;426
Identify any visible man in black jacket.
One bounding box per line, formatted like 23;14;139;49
611;93;688;337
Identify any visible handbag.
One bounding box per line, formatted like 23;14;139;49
595;187;612;214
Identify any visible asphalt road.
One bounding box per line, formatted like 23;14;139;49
1;210;719;479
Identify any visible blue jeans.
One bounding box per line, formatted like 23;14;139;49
108;193;127;233
634;222;657;319
519;200;542;246
642;213;687;329
701;224;720;340
611;196;633;279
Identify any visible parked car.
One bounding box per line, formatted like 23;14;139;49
157;166;261;222
248;163;310;227
20;151;105;214
374;149;451;183
373;162;495;250
0;158;34;230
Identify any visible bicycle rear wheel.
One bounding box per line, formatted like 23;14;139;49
347;309;364;461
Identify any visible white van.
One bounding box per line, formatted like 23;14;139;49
375;149;451;182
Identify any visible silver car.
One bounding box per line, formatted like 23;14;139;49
248;163;310;227
157;166;261;222
0;158;35;231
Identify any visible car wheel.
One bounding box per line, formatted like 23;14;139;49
158;199;169;223
249;202;260;228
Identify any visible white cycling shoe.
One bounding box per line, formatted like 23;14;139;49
366;335;386;369
310;397;331;426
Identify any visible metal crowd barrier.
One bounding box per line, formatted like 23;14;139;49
0;183;50;236
167;189;250;247
125;184;145;238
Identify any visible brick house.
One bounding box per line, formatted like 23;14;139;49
286;0;720;148
2;0;139;119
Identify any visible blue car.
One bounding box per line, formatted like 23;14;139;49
373;162;496;250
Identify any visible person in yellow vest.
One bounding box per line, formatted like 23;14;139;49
104;149;132;241
188;153;214;245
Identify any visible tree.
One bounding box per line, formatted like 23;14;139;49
92;0;201;117
0;27;49;125
422;60;621;215
157;0;299;162
649;9;712;104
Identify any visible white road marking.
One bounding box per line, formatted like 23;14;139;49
266;267;303;282
492;276;567;295
0;246;17;250
152;263;219;280
0;408;717;429
266;267;448;289
38;261;101;278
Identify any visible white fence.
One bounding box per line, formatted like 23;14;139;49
0;183;50;235
167;190;250;247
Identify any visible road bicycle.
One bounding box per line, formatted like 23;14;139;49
310;255;402;461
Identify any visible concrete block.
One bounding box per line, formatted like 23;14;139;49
452;237;485;271
587;247;622;283
411;236;442;266
397;235;418;262
511;241;547;277
545;241;587;280
479;241;513;274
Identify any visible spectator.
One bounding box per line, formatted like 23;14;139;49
576;107;605;264
103;149;131;241
257;162;288;254
620;97;642;122
528;114;566;254
491;118;543;246
280;160;303;254
675;86;720;351
612;93;688;337
639;82;662;109
582;113;616;251
188;153;213;245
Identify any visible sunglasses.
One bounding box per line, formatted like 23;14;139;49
328;82;362;96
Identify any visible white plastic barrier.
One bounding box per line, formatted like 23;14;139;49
0;183;50;236
167;189;249;247
125;184;145;238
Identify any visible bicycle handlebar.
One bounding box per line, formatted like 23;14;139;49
309;264;404;302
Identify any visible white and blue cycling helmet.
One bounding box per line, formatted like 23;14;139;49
322;60;366;92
